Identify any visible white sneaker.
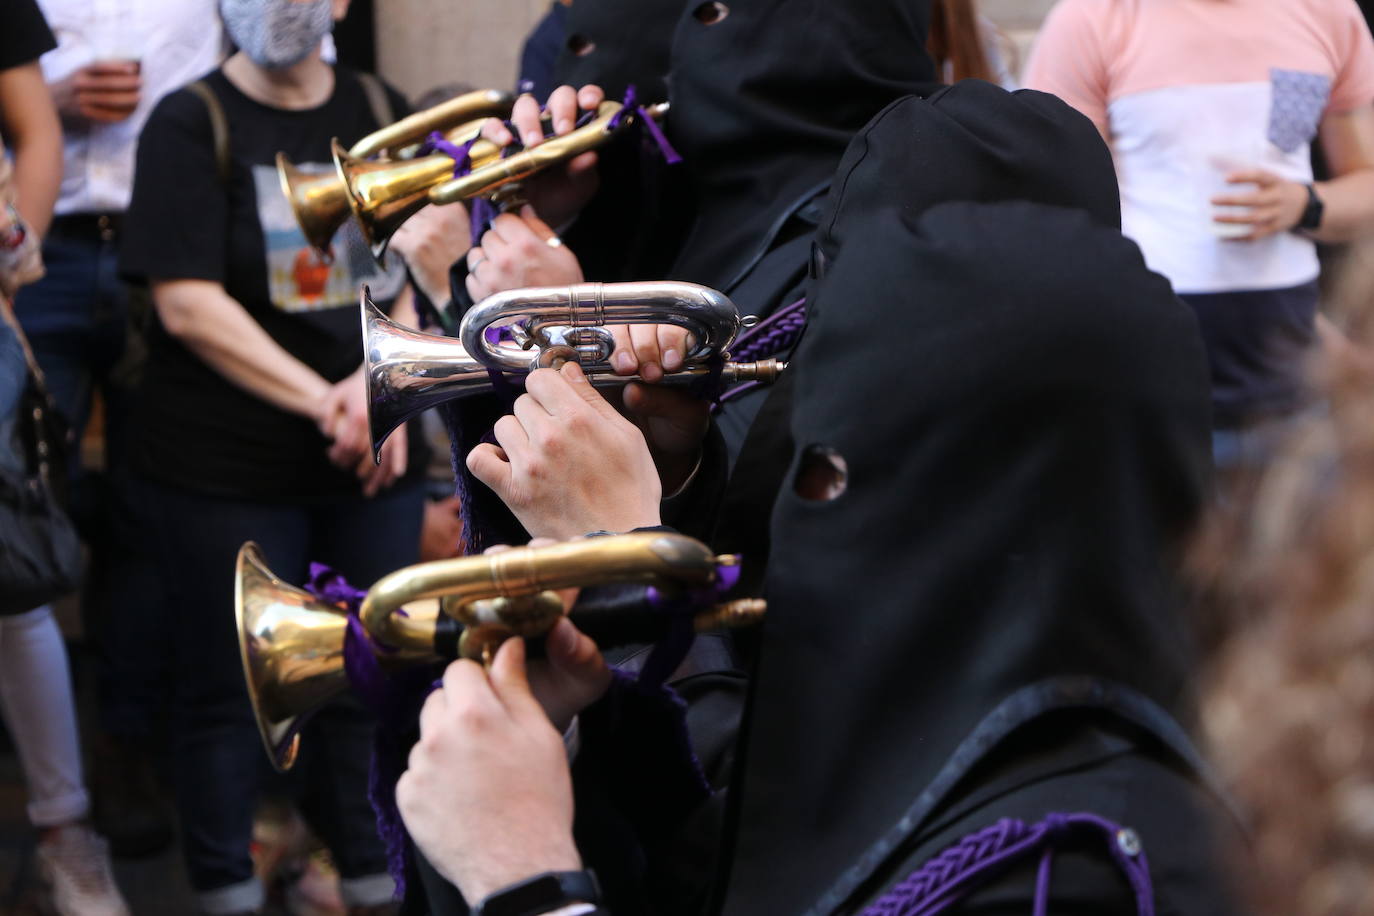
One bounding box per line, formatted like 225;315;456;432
35;824;132;916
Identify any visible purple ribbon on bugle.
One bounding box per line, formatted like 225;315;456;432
304;563;398;708
637;560;741;688
607;84;682;165
418;130;480;180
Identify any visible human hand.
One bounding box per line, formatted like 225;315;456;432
480;85;604;228
358;423;408;498
317;367;371;470
1211;169;1310;241
622;383;710;495
50;61;142;123
318;367;407;495
396;638;582;902
390;203;472;308
483;540;612;732
467;362;663;539
607;324;694;383
466;206;584;303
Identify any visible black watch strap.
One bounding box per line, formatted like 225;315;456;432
473;870;601;916
1298;183;1325;231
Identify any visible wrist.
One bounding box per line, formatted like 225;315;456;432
1294;182;1325;232
470;867;599;916
459;848;585;904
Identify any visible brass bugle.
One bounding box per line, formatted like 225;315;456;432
340;99;666;260
277;89;514;255
362;283;786;462
278;121;498;256
236;533;765;770
347;88;514;161
428;100;668;205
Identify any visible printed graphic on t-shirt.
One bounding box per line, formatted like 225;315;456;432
253;163;405;313
1269;69;1332;153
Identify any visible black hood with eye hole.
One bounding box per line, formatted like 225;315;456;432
553;0;686;103
718;196;1212;913
663;0;938;297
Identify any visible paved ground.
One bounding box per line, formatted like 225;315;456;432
0;636;198;915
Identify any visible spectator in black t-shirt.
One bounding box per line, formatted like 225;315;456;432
120;0;426;913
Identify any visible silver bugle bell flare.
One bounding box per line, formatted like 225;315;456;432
362;282;787;463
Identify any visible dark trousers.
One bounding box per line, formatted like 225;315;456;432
139;475;424;892
12;231;165;738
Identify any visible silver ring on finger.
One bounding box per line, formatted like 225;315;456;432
545;235;564;249
468;255;486;271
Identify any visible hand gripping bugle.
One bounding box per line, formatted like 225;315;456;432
236;532;765;770
363;281;787;462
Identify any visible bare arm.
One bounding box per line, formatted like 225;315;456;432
0;62;62;236
151;278;331;421
1311;107;1374;243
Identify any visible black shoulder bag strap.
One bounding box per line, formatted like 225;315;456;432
355;71;396;129
184;79;231;185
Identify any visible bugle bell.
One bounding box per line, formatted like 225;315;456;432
362;282;786;462
277;89;514;255
236;533;764;770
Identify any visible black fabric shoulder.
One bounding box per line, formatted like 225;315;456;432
1;0;56;71
120;84;232;285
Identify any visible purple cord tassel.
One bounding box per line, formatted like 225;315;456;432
304;564;427;897
860;812;1155;916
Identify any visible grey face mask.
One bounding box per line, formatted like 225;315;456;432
221;0;333;70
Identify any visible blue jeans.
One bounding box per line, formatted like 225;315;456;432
0;322;26;471
12;233;165;738
139;475;424;896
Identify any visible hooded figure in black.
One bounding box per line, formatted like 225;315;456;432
701;81;1129;594
406;116;1241;916
655;0;937;461
552;0;694;284
713;120;1238;915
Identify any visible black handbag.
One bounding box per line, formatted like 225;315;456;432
0;301;81;616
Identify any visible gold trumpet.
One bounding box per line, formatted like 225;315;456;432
362;282;786;461
236;533;764;770
277;89;515;255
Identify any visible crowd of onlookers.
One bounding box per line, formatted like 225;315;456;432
4;0;1374;914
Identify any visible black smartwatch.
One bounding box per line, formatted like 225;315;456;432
1297;183;1325;231
472;870;601;916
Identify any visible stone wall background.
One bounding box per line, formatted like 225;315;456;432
375;0;1058;101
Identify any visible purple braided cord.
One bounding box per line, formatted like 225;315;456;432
715;298;805;408
860;812;1155;916
731;297;806;362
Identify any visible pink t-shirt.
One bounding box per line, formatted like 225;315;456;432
1025;0;1374;294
